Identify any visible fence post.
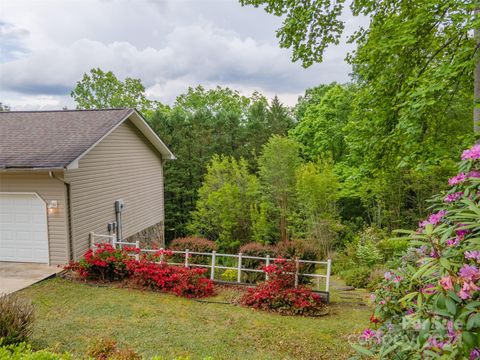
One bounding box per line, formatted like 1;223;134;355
159;248;165;263
265;255;270;281
135;240;140;261
210;251;216;280
185;249;189;267
89;232;94;251
326;259;331;293
237;252;243;283
294;257;299;288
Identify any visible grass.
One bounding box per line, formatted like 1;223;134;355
18;277;370;360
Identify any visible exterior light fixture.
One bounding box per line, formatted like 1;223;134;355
47;200;58;214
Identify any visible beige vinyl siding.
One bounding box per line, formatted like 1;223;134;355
0;171;69;264
65;119;164;259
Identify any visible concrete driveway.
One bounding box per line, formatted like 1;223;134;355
0;262;61;294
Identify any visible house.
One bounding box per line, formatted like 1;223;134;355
0;109;175;265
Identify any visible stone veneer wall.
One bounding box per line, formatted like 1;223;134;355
125;221;165;248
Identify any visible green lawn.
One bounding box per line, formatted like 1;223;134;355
18;277;369;360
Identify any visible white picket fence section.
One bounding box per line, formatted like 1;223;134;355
89;232;332;295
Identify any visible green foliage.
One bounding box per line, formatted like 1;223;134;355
239;0;346;67
0;342;72;359
188;155;262;250
71;68;153;111
355;241;382;267
355;146;480;358
290;84;353;162
259;136;301;241
341;266;371;289
148;86;294;242
0;294;35;345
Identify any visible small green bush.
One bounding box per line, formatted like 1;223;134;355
0;342;71;359
340;266;371;289
220;269;237;282
0;293;35;345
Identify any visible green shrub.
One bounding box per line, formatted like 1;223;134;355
220;269;237;282
340;266;371;289
355;240;383;266
0;342;71;359
0;293;35;345
377;237;410;260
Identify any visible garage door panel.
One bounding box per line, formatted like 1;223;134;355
0;194;49;263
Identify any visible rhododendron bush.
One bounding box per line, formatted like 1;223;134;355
65;244;214;298
241;258;325;316
353;145;480;359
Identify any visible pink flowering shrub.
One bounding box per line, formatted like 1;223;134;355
353;144;480;359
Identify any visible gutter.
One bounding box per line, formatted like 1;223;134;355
49;171;74;261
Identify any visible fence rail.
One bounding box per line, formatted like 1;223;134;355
89;232;332;295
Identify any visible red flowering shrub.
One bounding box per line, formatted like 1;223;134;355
64;243;133;281
129;259;214;298
64;244;214;298
241;258;325;316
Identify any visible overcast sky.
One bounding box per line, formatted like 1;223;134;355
0;0;365;110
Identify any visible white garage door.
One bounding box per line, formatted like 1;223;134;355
0;193;49;263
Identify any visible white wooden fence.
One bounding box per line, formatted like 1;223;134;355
89;232;332;296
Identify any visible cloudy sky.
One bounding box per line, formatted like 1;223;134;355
0;0;365;110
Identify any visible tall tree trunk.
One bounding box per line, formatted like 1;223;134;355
474;7;480;137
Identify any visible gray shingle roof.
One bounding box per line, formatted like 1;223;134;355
0;109;133;169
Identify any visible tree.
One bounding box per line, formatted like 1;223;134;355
290;84;353;162
188;155;261;250
258;136;301;241
0;103;11;112
240;1;479;135
71;68;153;111
294;160;339;256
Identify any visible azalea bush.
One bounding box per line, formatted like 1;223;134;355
65;245;214;298
353;144;480;359
241;258;325;316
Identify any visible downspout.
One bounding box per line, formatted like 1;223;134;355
49;171;74;261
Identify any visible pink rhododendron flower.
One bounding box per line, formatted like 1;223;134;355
439;276;454;291
448;173;467;186
444;192;463;203
419;210;447;228
465;251;480;262
420;284;436;294
461;144;480;161
458;281;480;300
470;348;480;360
459;264;480;282
427;337;446;350
446;237;461;247
469;170;480;178
361;328;375;341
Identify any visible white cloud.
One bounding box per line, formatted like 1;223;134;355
0;0;365;109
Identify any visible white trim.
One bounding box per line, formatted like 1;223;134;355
0;191;51;265
65;109;175;169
